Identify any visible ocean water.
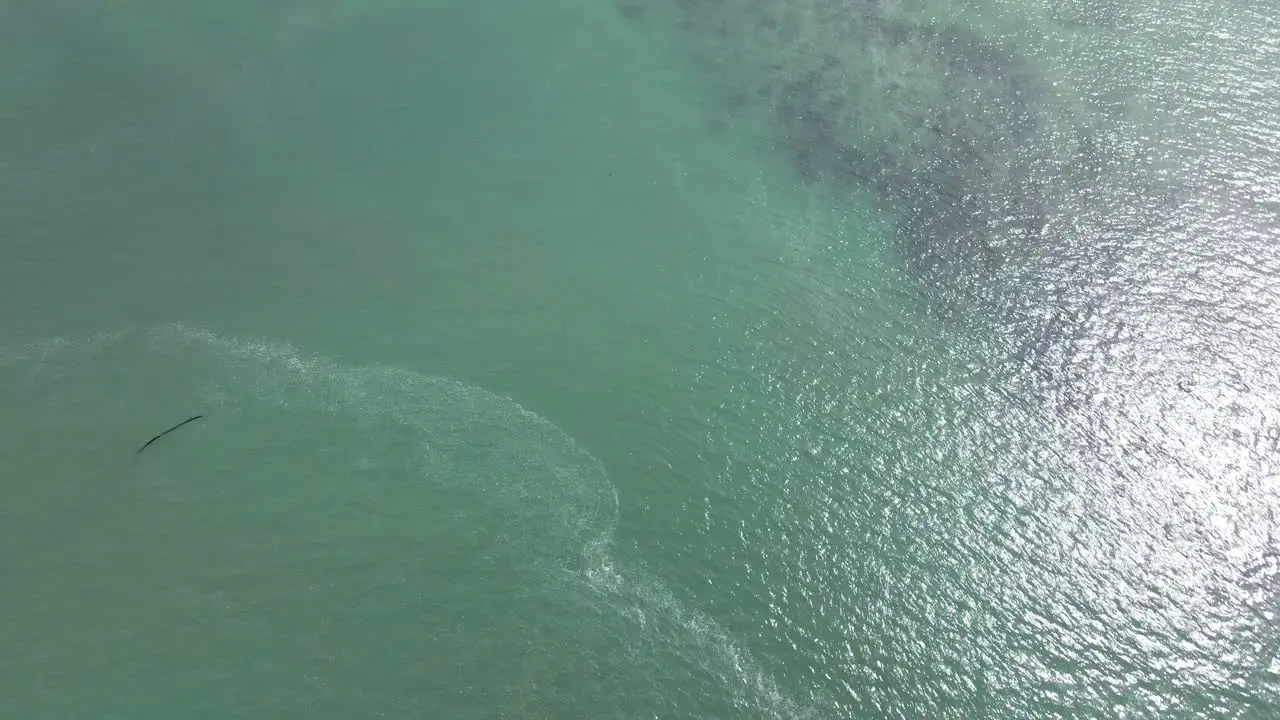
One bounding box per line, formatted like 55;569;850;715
2;0;1278;717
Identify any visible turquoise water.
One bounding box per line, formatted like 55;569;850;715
2;1;1279;717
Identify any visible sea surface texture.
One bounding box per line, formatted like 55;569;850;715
2;1;1278;717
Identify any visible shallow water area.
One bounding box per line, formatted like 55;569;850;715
3;0;1280;717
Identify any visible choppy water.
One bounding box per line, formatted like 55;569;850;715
2;0;1277;717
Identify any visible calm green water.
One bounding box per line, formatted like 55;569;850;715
3;1;1278;717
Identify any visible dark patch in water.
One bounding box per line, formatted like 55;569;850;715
664;0;1145;397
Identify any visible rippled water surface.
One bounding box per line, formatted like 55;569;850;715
2;0;1277;717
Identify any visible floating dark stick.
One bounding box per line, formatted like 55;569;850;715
136;415;204;455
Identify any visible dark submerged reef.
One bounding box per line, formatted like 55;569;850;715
655;0;1156;395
